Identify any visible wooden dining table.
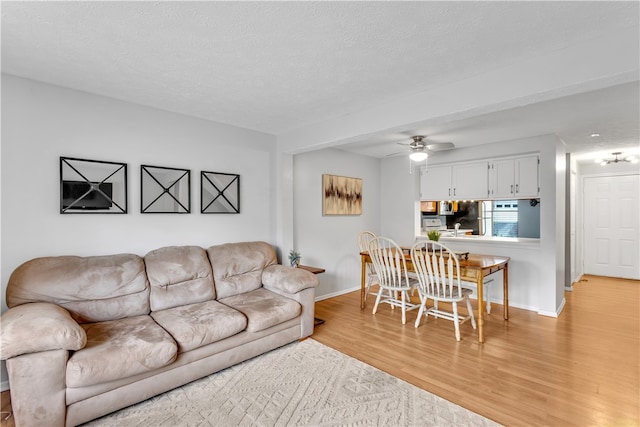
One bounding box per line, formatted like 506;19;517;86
360;250;510;343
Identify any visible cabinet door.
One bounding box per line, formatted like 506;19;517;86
489;159;515;198
420;165;451;200
515;156;539;197
452;162;488;199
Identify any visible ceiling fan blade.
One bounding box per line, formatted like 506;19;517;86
385;151;404;157
383;136;454;158
426;142;455;151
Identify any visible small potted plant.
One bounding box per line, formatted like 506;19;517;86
427;230;441;242
288;249;301;267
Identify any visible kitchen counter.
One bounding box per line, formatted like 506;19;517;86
418;233;540;245
438;229;474;237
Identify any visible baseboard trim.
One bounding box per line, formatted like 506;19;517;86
315;286;543;313
1;380;9;392
538;297;566;318
507;301;538;313
315;286;360;302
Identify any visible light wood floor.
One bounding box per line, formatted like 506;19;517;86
1;274;637;427
312;275;639;426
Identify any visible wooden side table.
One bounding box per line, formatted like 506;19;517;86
298;265;325;326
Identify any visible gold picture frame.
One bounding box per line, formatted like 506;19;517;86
322;174;362;215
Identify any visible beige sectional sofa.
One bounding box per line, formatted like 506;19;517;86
0;241;319;427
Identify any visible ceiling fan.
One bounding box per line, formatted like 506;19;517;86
389;135;455;161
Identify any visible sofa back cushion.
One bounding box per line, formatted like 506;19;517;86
6;254;149;323
145;245;215;311
207;241;277;299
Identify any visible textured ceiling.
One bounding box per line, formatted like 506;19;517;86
341;81;640;160
2;1;639;159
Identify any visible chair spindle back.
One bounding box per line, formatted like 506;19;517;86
368;237;412;291
411;241;463;299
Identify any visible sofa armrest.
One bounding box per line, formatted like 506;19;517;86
1;302;87;360
262;264;319;294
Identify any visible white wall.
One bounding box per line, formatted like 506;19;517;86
379;156;422;246
292;148;381;298
1;75;277;385
553;137;567;312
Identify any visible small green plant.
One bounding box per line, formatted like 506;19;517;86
427;230;441;241
288;249;301;267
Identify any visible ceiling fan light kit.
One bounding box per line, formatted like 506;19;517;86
409;151;428;162
408;135;429;162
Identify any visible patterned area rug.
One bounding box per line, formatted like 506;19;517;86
84;339;500;426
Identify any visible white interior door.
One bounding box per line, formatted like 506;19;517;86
583;174;640;279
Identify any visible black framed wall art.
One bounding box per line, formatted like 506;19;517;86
141;165;191;213
201;171;240;214
60;157;128;214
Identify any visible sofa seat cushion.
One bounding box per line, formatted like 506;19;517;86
66;315;177;388
218;288;301;333
151;300;247;353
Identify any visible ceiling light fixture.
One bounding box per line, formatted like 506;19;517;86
595;152;638;165
409;151;428;162
409;136;429;162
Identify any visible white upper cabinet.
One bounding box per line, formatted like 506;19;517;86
489;158;517;198
451;161;489;199
515;156;540;197
420;162;488;200
489;155;539;199
420;165;452;200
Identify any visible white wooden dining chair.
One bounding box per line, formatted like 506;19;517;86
410;240;476;341
358;230;379;297
368;236;420;325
